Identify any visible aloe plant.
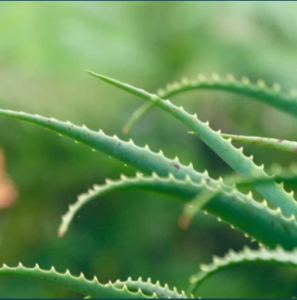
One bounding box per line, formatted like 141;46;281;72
221;133;297;154
2;71;297;298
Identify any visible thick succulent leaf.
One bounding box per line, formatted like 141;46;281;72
1;91;297;249
86;71;297;219
59;173;196;237
181;163;297;228
59;173;297;250
188;246;297;295
2;108;292;248
0;264;162;298
0;109;210;185
222;133;297;154
224;162;297;185
0;108;278;245
113;277;191;298
123;74;297;133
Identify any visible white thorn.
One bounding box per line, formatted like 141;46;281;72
291;89;297;97
226;74;235;82
273;83;281;92
157;89;165;96
242;77;250;85
197;74;206;82
257;79;266;88
211;73;220;82
173;82;180;90
152;172;158;178
181;77;190;85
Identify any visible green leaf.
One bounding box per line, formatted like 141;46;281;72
86;70;297;219
113;277;191;298
188;246;297;296
181;163;297;227
123;74;297;133
0;109;204;183
1;103;297;249
5;108;293;249
222;133;297;154
0;263;163;298
59;173;297;250
0;108;282;248
223;162;297;185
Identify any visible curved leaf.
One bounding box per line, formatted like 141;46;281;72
59;173;297;250
113;277;191;298
86;71;297;219
224;162;297;185
59;173;195;237
180;163;297;228
123;74;297;133
188;246;297;295
222;133;297;154
2;108;292;248
0;264;161;298
0;109;209;184
5;108;294;249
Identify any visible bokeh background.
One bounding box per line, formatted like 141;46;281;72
1;1;297;298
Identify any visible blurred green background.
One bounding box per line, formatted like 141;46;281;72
1;1;297;298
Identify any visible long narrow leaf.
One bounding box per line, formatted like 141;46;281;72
59;173;297;250
123;74;297;133
4;109;292;248
0;264;188;298
0;110;207;184
87;71;297;219
180;163;297;228
188;246;297;296
222;133;297;154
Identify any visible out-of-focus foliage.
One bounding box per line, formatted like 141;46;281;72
1;2;297;298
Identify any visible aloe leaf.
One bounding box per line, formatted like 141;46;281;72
222;133;297;154
223;162;297;185
123;74;297;133
0;109;272;245
0;109;209;184
0;264;190;298
113;277;191;298
86;71;297;219
1;92;297;249
180;163;297;228
59;172;297;250
0;108;279;246
123;102;152;134
59;173;195;237
188;246;297;295
0;264;159;298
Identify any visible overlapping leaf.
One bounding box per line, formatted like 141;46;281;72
222;133;297;154
0;264;188;298
87;71;297;219
189;246;297;296
59;172;297;250
123;74;297;133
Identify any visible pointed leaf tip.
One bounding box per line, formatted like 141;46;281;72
85;70;152;100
